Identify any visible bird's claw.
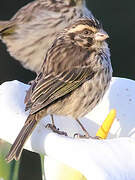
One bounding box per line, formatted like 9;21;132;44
74;133;90;139
74;133;100;139
45;123;68;136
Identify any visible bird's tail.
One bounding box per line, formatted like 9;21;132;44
5;114;37;163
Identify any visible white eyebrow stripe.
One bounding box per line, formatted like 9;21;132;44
68;25;97;33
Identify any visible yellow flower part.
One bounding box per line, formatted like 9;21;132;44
96;109;116;139
56;163;87;180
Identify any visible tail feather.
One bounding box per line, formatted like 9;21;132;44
5;114;37;162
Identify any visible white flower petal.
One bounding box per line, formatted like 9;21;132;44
0;77;135;180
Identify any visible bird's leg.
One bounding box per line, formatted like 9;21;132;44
45;115;68;136
50;114;55;127
74;118;100;139
74;118;90;138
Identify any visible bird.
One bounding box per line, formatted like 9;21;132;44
5;17;112;162
0;0;93;73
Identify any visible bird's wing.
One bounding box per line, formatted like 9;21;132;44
26;67;95;114
0;21;16;36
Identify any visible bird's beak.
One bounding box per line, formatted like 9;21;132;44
94;30;109;41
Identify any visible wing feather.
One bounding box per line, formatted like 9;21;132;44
29;67;95;114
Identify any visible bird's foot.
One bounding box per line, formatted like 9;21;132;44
46;123;68;136
74;133;100;139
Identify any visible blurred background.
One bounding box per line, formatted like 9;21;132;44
0;0;134;179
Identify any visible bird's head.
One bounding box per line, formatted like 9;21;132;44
65;18;109;50
66;0;85;6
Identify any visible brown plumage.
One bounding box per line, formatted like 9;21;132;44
0;0;93;73
6;18;112;162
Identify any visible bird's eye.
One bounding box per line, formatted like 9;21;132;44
83;30;92;35
84;30;89;34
